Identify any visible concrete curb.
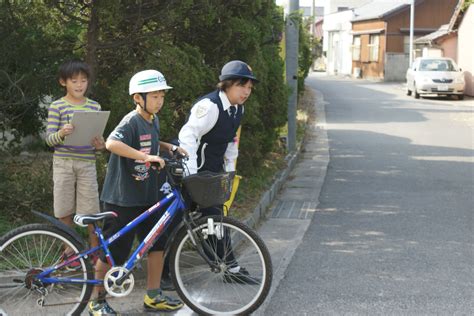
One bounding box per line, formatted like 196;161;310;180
243;149;300;229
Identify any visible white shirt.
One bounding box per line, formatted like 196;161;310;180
179;90;241;175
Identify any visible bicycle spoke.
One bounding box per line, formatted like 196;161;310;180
8;243;30;269
0;225;93;315
171;216;272;315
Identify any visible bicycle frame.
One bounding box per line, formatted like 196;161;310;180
36;187;186;286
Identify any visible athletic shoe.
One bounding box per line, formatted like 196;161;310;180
223;267;260;285
143;292;183;312
88;300;118;315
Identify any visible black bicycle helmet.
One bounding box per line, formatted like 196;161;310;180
219;60;259;82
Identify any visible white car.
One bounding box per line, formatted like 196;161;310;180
406;57;465;100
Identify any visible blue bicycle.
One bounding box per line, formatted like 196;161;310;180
0;156;272;315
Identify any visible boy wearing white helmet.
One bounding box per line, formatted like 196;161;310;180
89;70;186;315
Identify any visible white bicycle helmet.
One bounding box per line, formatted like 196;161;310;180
129;69;172;95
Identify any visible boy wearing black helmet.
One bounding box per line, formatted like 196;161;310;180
178;60;259;284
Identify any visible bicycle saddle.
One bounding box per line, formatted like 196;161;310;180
74;212;118;227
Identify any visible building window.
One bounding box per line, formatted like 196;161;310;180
337;7;349;12
352;36;361;61
368;35;379;62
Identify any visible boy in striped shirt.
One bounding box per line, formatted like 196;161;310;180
45;59;104;256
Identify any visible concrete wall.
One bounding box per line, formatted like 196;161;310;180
457;5;474;96
440;36;457;61
422;47;443;57
384;53;409;82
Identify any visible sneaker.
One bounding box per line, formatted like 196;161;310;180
60;252;81;271
160;275;175;291
223;267;260;285
143;293;184;312
88;300;119;315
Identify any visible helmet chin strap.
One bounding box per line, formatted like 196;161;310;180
137;92;153;115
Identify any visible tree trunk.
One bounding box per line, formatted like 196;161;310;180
85;0;99;94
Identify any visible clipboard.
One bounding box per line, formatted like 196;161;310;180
64;111;110;146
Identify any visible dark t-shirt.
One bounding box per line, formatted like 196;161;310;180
100;110;161;207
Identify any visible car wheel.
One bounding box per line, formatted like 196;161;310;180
458;94;464;100
413;84;420;99
406;87;412;96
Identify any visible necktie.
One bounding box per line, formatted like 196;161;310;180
229;106;236;118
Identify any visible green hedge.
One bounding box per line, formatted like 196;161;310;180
0;1;312;230
1;0;295;176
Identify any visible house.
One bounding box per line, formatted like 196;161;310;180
351;0;458;81
314;17;324;41
321;0;372;71
323;9;356;75
413;24;455;59
457;4;473;96
414;1;473;96
322;0;372;15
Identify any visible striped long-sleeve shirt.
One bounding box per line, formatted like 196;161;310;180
45;97;101;162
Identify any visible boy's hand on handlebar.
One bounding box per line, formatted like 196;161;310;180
176;147;188;158
169;145;188;158
145;155;165;169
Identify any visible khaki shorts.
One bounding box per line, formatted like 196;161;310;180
53;158;100;218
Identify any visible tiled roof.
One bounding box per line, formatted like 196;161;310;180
352;0;412;22
414;24;451;44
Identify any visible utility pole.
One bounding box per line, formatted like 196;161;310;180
311;0;316;71
409;0;415;66
286;0;299;152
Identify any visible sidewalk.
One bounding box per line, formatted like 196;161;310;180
77;82;330;315
253;86;329;315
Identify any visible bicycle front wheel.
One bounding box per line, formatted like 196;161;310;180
0;224;93;316
169;216;272;315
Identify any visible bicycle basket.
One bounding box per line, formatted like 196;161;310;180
182;171;234;208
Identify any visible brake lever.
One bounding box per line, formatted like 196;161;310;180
172;150;188;160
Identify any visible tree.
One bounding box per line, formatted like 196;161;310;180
0;1;78;148
0;0;299;176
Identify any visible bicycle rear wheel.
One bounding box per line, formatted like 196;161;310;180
169;215;272;315
0;224;93;315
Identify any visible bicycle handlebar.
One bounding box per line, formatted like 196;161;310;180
148;153;189;180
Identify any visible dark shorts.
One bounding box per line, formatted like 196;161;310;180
100;202;167;265
200;205;224;216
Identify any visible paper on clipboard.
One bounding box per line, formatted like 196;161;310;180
64;111;110;146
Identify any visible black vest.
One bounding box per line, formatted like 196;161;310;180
197;90;243;172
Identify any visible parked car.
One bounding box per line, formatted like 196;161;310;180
406;57;465;100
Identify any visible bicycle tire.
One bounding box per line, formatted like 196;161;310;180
169;215;272;315
0;224;93;316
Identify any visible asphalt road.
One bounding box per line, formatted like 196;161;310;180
264;74;474;315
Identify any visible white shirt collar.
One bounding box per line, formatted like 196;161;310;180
219;90;236;111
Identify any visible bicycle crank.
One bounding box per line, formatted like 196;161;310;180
104;267;135;297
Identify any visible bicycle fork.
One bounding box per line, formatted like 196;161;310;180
183;216;223;273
